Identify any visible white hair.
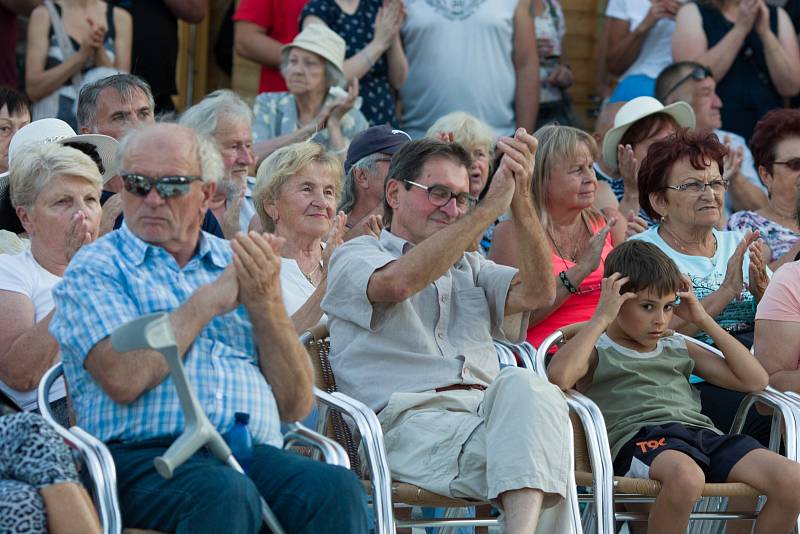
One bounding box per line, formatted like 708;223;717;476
115;124;224;184
178;89;253;137
11;143;102;210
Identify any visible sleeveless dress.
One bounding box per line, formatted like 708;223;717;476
527;214;615;347
696;2;781;141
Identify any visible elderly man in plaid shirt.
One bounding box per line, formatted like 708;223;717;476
49;123;368;534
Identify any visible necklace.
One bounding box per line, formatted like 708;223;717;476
765;203;797;227
660;225;717;257
301;262;321;285
547;214;588;264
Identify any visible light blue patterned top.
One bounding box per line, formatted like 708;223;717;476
50;224;282;447
252;91;369;152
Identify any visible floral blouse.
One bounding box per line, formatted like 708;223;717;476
252;91;369;153
727;210;800;263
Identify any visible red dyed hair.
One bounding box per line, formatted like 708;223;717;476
749;109;800;172
637;128;727;221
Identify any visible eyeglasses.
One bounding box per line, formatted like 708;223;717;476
663;179;729;194
768;158;800;172
662;66;714;100
121;173;203;198
403;180;470;209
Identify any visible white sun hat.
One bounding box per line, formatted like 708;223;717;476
602;96;696;171
0;118;118;185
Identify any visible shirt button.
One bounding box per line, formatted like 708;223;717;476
463;366;471;376
437;332;444;339
215;391;223;400
441;295;448;303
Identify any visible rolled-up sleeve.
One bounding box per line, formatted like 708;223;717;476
473;255;530;343
322;237;396;331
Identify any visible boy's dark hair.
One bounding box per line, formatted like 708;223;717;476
603;241;683;296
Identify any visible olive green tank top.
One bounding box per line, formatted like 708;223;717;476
584;334;719;459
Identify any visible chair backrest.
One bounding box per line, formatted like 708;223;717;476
301;324;362;474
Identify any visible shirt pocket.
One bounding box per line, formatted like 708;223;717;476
450;288;493;349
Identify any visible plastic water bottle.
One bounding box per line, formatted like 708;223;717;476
226;412;253;474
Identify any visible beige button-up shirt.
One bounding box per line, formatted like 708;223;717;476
322;230;530;412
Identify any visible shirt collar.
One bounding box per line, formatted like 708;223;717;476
379;229;415;255
118;222;229;269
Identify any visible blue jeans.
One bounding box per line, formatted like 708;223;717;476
109;436;369;534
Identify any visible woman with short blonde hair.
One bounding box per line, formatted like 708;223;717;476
254;142;345;331
491;125;623;347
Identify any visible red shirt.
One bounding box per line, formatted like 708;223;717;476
233;0;307;93
527;216;615;347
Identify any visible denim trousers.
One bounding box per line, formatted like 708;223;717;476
109;436;369;534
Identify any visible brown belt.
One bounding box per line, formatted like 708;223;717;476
435;384;487;393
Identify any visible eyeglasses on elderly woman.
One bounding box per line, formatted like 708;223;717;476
662;178;729;195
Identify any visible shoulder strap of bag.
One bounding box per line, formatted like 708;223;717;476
43;0;84;89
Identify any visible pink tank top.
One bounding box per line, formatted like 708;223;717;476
527;217;615;347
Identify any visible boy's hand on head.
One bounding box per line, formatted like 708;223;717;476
674;275;711;327
592;272;637;327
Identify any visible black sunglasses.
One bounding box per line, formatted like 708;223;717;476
121;173;202;198
768;158;800;172
663;66;714;100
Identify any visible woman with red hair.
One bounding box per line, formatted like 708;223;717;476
728;108;800;269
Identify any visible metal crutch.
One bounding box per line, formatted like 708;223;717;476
110;312;286;534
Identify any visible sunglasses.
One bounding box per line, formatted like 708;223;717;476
769;158;800;172
121;173;202;198
662;66;714;100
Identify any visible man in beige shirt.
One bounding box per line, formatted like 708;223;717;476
322;132;572;533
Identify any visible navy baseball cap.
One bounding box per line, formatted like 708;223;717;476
344;125;411;173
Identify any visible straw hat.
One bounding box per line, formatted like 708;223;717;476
0;118;118;186
602;96;696;171
282;23;346;86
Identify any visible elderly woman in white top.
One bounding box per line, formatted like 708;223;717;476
0;142;103;415
252;23;369;163
253;142;346;332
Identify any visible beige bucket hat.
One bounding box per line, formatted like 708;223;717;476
602;96;696;171
281;23;346;87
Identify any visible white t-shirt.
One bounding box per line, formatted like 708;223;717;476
605;0;676;79
0;250;67;410
280;256;327;325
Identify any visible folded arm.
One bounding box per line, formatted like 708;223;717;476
0;292;59;391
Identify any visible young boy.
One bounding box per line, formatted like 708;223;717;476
548;240;800;534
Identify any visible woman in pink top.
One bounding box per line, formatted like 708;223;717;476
491;125;623;347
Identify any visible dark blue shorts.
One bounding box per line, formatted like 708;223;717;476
613;423;763;483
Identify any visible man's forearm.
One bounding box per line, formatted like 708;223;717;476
249;298;314;422
508;197;555;310
377;202;504;301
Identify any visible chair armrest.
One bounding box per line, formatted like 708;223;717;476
283;421;350;469
37;364;122;534
732;387;800;461
562;389;616;534
313;387;394;534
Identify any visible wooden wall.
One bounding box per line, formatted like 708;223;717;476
190;0;607;123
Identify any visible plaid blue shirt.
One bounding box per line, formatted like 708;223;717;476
50;224;282;447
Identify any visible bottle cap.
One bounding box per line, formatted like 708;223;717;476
234;412;250;425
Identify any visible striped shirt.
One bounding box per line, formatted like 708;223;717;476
50;224;282;447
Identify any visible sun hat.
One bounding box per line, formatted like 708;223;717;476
344;126;411;173
282;24;346;86
0;118;118;185
602;96;696;171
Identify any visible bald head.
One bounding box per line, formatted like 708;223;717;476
117;123;224;184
